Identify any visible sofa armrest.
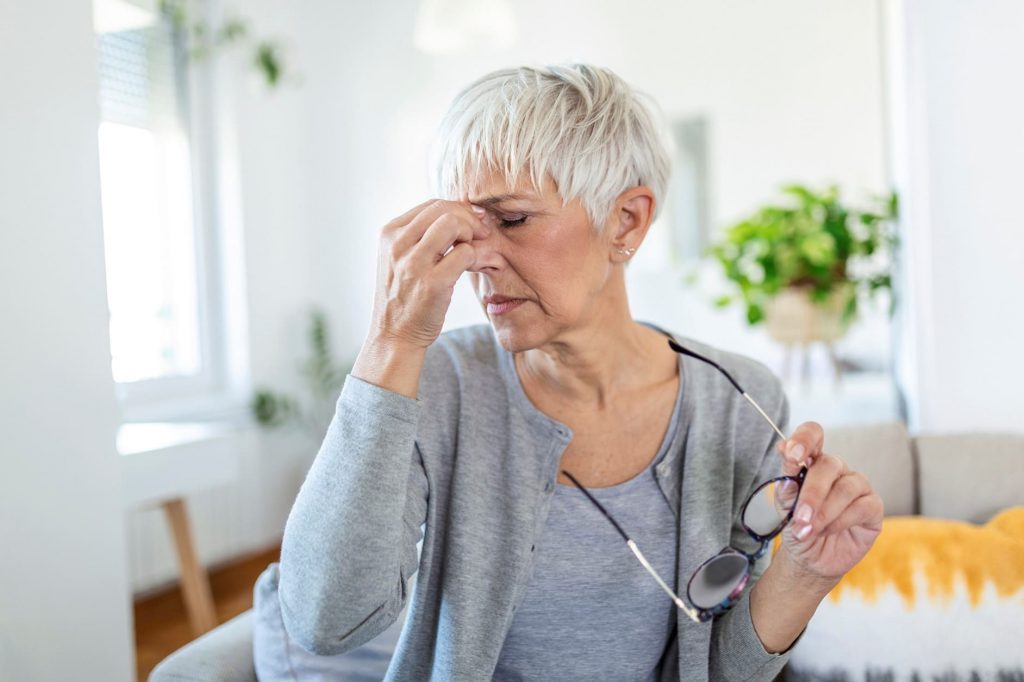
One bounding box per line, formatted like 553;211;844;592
914;432;1024;522
824;420;916;516
149;610;256;682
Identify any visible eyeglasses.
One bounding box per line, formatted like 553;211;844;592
561;336;808;624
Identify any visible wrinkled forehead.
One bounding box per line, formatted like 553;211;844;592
454;163;562;208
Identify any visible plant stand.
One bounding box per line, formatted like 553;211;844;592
765;286;849;386
780;341;843;386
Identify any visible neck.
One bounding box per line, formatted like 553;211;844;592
515;279;671;409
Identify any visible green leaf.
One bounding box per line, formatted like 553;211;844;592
841;290;858;324
160;4;291;89
251;389;297;427
254;42;282;86
217;18;249;44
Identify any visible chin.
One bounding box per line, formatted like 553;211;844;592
488;318;545;354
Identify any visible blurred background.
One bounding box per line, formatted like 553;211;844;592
1;0;1022;680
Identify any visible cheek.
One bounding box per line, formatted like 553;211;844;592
516;235;599;312
492;203;601;290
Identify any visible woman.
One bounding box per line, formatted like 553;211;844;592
253;63;883;681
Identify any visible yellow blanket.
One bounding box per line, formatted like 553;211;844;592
783;507;1024;681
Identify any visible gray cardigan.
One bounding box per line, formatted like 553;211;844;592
275;323;801;681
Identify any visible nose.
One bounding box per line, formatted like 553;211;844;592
466;205;503;273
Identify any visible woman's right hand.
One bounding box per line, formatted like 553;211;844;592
368;198;491;350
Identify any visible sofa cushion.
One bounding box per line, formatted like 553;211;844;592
786;507;1024;681
823;421;916;516
915;432;1024;523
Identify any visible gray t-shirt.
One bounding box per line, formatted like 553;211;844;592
492;357;684;681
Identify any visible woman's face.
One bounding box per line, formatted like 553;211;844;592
463;169;620;353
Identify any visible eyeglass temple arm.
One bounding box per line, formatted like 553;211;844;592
662;337;796;621
666;338;788;443
627;539;703;622
560;469;704;622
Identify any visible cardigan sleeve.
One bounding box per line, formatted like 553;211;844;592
708;387;808;681
276;372;430;656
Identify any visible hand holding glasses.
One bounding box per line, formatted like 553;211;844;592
561;336;808;624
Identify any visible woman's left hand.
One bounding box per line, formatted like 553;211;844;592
773;422;885;582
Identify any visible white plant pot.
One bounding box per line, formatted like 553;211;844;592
763;285;852;345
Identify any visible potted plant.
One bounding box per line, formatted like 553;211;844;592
250;307;351;441
157;0;294;89
710;184;898;348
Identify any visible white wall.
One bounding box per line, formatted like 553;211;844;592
888;0;1024;433
0;0;134;678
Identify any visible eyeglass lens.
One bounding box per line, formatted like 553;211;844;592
688;552;749;609
743;477;801;537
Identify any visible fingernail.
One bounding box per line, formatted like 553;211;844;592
795;523;812;540
789;443;805;464
469;204;486;216
795;503;812;524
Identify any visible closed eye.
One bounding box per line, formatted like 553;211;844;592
499;214;528;228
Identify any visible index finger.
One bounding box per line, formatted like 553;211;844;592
467;203;502;235
395;200;489;253
384;197;438;230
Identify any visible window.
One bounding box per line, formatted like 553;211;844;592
94;0;227;418
666;116;710;265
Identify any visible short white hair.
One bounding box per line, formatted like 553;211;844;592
430;63;674;230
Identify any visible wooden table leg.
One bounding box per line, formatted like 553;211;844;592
162;497;217;635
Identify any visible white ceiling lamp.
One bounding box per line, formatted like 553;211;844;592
413;0;518;55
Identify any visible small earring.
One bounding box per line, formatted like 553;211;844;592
617;247;636;256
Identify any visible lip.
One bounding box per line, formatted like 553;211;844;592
483;294;528;316
483;294;521;304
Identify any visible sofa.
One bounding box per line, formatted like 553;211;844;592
149;421;1024;681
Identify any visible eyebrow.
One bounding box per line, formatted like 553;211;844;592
470;193;536;207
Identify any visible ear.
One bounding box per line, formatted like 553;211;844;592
608;186;656;261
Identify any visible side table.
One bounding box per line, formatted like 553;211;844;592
119;421;241;635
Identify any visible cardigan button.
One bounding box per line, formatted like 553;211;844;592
544;480;553;492
530;544;535;552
